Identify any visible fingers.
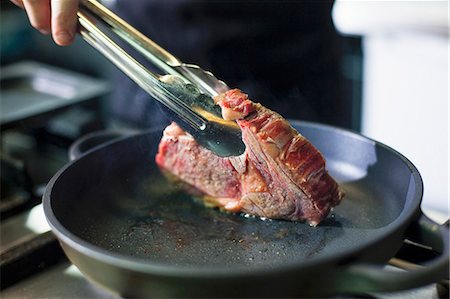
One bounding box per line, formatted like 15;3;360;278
10;0;24;8
50;0;79;46
11;0;79;46
22;0;52;34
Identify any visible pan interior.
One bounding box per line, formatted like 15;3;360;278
50;124;418;270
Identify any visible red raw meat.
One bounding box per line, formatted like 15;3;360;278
155;89;344;226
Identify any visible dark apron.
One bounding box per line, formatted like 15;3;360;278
110;0;349;129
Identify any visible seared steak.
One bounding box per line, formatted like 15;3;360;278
156;89;344;226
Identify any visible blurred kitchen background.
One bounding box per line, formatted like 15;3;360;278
0;1;448;297
1;0;113;219
0;0;447;236
333;0;448;223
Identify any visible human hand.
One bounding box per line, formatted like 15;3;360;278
10;0;79;46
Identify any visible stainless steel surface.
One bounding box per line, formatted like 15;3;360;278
1;262;119;299
0;61;110;128
0;204;50;253
77;0;245;157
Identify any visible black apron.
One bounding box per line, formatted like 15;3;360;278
110;0;349;129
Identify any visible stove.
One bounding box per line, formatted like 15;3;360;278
0;62;448;299
0;128;448;299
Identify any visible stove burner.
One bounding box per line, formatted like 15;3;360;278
0;156;36;219
0;231;66;290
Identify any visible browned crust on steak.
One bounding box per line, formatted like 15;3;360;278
156;89;344;226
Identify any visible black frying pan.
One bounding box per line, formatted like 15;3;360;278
43;121;449;298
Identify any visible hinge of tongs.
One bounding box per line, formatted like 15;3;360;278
77;0;245;157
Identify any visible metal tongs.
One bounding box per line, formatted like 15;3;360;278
77;0;245;157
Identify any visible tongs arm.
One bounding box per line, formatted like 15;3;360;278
77;9;206;131
77;0;245;157
79;0;228;98
80;0;181;73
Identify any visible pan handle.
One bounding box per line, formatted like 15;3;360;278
334;213;449;294
69;129;137;161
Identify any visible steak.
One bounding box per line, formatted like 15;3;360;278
155;89;344;226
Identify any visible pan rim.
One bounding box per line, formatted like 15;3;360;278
43;121;424;278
